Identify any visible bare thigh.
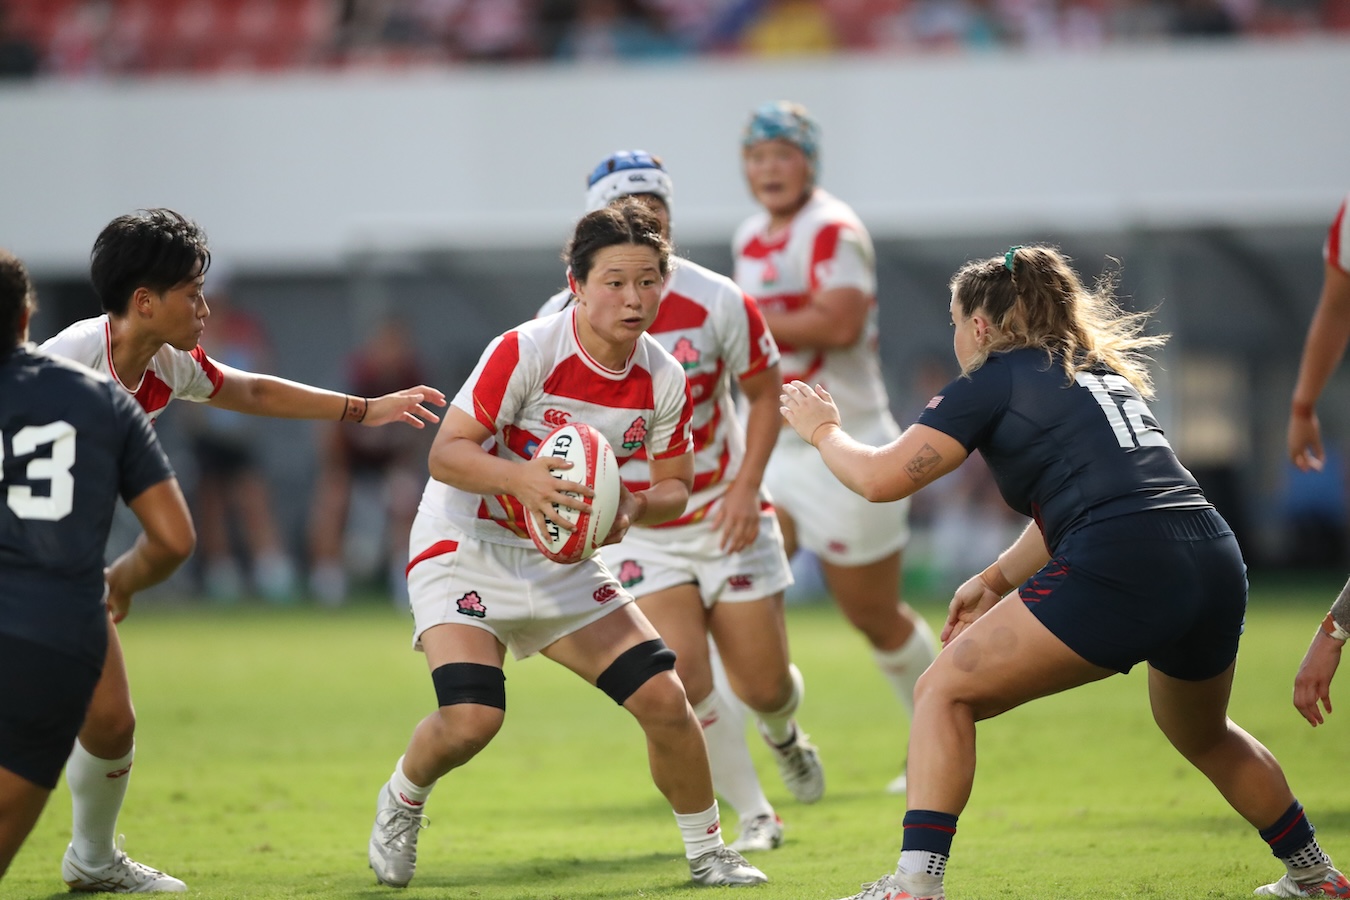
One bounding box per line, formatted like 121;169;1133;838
637;584;713;702
708;594;792;712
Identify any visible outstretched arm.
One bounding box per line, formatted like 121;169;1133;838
207;364;446;428
1289;263;1350;472
780;380;967;502
105;479;196;623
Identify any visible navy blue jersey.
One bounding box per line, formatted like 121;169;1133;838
917;348;1208;551
0;346;175;664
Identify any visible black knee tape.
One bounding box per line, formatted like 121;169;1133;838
596;639;677;706
431;663;506;710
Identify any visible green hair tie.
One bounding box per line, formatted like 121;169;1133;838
1004;245;1023;273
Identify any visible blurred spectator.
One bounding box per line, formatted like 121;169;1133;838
181;280;297;603
741;0;840;54
554;0;685;60
1171;0;1242;34
2;0;1344;79
0;5;41;78
307;318;431;606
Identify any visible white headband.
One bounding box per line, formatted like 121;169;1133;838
584;167;674;213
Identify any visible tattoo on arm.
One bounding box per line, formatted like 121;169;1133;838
1331;576;1350;632
904;443;942;482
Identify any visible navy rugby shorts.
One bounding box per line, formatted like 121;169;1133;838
1020;508;1246;680
0;633;103;789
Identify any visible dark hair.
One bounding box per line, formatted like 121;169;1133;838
950;245;1166;398
90;208;211;315
0;247;35;357
563;198;671;284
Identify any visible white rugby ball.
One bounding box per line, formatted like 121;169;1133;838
526;422;621;565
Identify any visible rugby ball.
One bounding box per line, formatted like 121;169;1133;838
525;422;621;564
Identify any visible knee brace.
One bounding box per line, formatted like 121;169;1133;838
431;663;506;710
596;639;677;706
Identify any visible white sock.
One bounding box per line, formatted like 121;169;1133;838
754;663;804;744
389;755;433;810
873;616;938;719
899;849;949;878
674;801;724;859
692;693;774;822
67;740;134;866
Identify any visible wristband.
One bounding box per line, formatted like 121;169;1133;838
1292;401;1315;420
977;561;1014;597
1321;612;1350;642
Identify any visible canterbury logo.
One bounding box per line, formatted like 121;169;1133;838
398;792;424;807
543;408;570;427
706;822;721;835
106;764;133;779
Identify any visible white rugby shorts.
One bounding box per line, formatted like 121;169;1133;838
406;512;632;660
599;506;793;607
765;423;910;566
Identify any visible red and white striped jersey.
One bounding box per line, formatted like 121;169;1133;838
422;305;694;546
39;315;224;421
1325;191;1350;274
540;257;780;527
732;188;893;434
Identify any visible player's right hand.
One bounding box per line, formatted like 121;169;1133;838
941;573;1002;646
1288;412;1325;472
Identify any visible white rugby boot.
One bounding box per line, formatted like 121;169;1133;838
368;785;429;887
688;846;768;886
761;723;825;804
1254;867;1350;897
835;872;945;900
62;837;186;893
729;813;784;852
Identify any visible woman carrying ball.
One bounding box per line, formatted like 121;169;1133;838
780;245;1349;900
366;199;767;890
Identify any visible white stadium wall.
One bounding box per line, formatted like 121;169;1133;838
1;38;1349;274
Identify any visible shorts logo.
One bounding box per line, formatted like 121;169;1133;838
827;540;848;556
543;408;571;427
617;559;644;588
593;583;619;604
456;591;487;618
727;574;754;591
671;337;701;369
622;416;647;450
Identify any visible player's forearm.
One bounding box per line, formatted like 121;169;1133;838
993;523;1051;587
107;533;192;597
214;372;357;421
429;437;517;496
762;304;862;349
632;478;690;526
731;382;782;494
1292;268;1350;410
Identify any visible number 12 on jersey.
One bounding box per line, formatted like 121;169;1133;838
1075;372;1170;450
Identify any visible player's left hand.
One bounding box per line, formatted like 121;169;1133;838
780;381;841;447
104;567;132;624
941;573;1003;645
1293;631;1342;726
711;480;761;554
364;385;448;428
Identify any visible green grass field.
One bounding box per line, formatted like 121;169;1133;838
7;572;1350;900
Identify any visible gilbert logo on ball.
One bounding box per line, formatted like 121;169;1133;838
526;422;620;564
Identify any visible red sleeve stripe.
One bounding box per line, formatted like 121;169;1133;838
471;332;521;431
190;346;225;396
808;224;844;291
